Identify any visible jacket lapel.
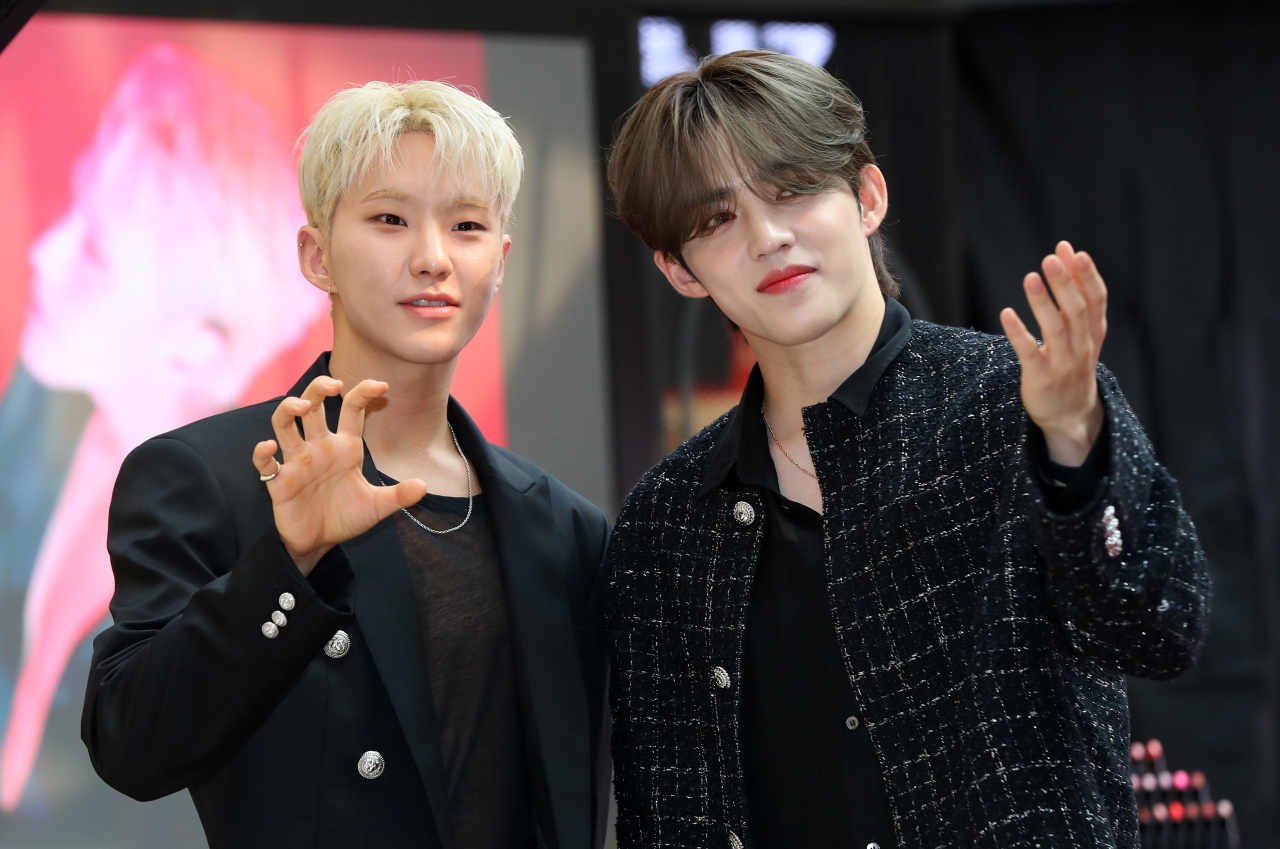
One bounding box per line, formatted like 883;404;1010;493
296;355;456;849
448;400;593;849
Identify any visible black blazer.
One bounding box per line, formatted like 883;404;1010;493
82;354;612;849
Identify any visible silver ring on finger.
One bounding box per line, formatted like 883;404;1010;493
259;458;282;482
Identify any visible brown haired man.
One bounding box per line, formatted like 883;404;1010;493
605;50;1208;849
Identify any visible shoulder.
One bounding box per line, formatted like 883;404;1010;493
902;320;1019;376
487;444;610;539
614;411;732;530
145;397;280;458
118;398;281;496
884;321;1022;406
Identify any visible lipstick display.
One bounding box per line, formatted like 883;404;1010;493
1130;739;1238;849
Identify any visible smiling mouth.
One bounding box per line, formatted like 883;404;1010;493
408;299;452;307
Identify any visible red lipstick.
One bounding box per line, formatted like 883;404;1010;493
756;265;815;294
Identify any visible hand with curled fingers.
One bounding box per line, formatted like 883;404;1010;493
999;240;1108;468
252;376;428;576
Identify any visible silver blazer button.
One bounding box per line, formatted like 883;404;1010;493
357;750;384;779
732;501;755;525
325;629;351;659
261;621;279;639
278;592;296;611
712;666;731;689
270;610;288;628
729;830;743;849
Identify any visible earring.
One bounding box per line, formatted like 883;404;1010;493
327;285;333;297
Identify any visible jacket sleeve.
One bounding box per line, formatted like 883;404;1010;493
81;436;354;800
1029;365;1210;680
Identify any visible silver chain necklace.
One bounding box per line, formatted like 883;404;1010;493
378;423;473;535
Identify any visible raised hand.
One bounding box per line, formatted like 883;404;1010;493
999;240;1107;468
251;376;427;576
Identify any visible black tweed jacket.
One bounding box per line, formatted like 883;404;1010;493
606;321;1209;848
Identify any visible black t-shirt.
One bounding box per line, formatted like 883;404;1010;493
389;490;534;849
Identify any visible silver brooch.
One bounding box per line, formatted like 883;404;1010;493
1102;505;1122;558
324;629;351;659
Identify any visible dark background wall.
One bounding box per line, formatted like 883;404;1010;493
959;2;1280;840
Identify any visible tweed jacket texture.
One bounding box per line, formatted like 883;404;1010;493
606;321;1210;849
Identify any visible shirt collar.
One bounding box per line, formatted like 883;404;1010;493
698;296;913;497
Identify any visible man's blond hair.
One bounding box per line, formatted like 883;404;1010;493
298;80;523;240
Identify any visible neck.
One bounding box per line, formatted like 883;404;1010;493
327;329;457;475
750;287;886;437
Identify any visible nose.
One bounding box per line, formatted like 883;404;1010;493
411;223;451;279
744;204;794;260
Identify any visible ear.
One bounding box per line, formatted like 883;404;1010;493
492;233;513;293
857;164;890;238
297;225;331;293
653;250;711;299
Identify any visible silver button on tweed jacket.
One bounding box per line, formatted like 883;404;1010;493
606;322;1210;848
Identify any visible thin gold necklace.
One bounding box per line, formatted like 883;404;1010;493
761;405;818;481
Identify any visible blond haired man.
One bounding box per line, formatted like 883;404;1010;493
82;81;611;849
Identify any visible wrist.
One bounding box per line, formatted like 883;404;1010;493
1039;400;1104;468
286;543;333;578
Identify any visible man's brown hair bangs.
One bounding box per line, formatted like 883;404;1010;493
608;49;898;297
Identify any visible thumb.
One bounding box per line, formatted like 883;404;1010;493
393;478;429;509
371;478;429;521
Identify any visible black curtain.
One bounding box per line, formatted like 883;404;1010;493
959;2;1280;845
827;19;963;327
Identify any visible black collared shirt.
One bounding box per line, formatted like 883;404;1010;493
700;297;1107;848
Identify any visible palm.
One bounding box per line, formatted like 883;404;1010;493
1000;240;1107;467
254;376;426;572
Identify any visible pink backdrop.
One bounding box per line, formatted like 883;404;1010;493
0;12;507;814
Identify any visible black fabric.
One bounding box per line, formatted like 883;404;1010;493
389;493;534;849
82;353;612;849
733;406;898;847
607;320;1209;849
1030;414;1112;514
957;4;1280;843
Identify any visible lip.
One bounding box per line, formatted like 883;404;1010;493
756;265;816;294
399;291;459;318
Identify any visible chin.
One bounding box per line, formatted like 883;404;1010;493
751;315;845;348
390;336;469;367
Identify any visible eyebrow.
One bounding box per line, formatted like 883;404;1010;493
360;189;412;204
690;185;733;207
359;189;491;213
449;196;491;212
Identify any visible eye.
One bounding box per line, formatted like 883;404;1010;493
453;221;486;232
704;210;733;231
375;213;406;226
